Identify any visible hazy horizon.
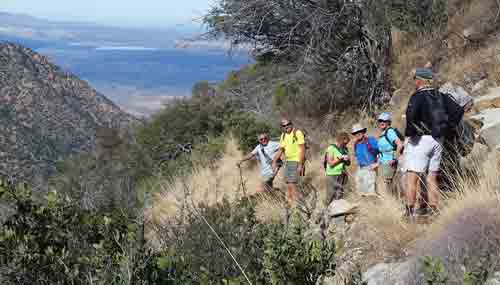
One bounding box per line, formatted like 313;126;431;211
2;0;212;28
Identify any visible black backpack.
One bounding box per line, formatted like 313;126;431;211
425;89;463;139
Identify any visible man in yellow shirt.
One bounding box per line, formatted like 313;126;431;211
272;119;305;205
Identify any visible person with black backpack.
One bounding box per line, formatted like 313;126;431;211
323;132;351;206
376;112;404;191
403;67;460;220
237;133;281;192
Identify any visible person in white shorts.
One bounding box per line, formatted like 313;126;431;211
403;67;447;219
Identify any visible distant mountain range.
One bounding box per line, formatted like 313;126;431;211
0;42;134;183
0;11;189;48
0;11;251;117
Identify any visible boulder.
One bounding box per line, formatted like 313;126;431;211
327;199;358;217
471;108;500;149
474;87;500;111
485;272;500;285
362;259;417;285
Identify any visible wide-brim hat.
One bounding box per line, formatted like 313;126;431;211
351;123;367;134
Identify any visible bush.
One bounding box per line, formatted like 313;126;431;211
136;95;238;165
0;182;143;284
224;112;280;153
154;198;336;284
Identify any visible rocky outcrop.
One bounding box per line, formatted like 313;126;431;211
0;43;133;183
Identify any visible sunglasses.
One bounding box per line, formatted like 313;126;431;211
259;137;269;141
281;123;292;128
378;120;390;123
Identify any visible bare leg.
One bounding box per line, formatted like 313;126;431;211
287;183;296;206
405;172;419;207
426;173;440;209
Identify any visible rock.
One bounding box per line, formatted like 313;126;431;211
327;199;358;217
485;272;500;285
362;259;417;285
471;79;489;94
471;108;500;149
474;87;500;111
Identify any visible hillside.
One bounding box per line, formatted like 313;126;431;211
0;43;133;183
2;0;500;284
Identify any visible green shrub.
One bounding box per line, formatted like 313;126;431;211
263;209;336;284
0;182;143;284
136;95;238;164
225;112;280;153
153;199;336;284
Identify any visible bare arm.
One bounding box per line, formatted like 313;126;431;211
394;138;404;160
298;144;305;165
327;152;344;167
237;153;255;166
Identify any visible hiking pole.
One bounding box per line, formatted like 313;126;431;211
237;164;248;198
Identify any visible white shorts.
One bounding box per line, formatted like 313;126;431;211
402;135;442;174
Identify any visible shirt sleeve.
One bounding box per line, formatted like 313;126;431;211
405;93;420;137
295;130;305;145
387;129;399;143
251;146;259;155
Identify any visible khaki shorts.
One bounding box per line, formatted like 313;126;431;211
402;135;442;174
355;167;377;195
285;161;299;184
380;163;396;181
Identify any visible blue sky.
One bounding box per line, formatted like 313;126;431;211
2;0;213;28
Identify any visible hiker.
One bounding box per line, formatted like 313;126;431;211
272;119;305;205
352;123;379;196
237;133;281;192
403;67;455;218
376;112;404;191
324;132;351;206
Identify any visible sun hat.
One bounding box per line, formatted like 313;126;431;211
377;112;392;122
351;123;367;134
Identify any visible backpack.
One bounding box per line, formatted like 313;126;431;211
422;89;462;139
383;127;404;151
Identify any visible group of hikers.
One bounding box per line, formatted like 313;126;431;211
238;66;474;220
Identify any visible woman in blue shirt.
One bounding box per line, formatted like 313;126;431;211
352;123;379;196
376;112;404;190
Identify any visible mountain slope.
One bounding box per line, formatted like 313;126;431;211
0;43;133;183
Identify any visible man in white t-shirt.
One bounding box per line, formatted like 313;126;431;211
237;133;281;192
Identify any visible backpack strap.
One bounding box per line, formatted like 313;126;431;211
259;145;273;164
383;128;397;150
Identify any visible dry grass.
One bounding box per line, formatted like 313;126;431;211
146;139;262;226
347;150;500;283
